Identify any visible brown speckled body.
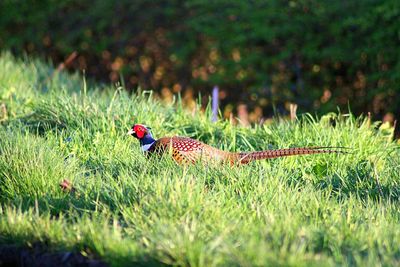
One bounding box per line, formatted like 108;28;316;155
147;137;229;164
147;136;343;165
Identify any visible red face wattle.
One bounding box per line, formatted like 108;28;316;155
132;124;147;139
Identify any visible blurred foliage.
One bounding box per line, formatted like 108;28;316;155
0;0;399;121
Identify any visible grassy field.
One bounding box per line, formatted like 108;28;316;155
0;52;400;266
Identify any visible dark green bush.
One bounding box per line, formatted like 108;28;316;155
1;0;399;120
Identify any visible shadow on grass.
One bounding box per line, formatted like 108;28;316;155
0;243;170;267
0;244;107;267
287;160;400;203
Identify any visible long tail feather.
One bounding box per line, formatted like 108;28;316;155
301;146;352;150
236;147;349;164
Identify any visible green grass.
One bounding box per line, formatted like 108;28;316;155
0;51;400;266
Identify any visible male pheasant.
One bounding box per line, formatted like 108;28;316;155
127;124;347;165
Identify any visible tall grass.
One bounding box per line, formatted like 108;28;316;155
0;52;399;266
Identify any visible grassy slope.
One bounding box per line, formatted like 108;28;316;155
0;52;399;266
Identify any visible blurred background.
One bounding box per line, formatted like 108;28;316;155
1;0;399;125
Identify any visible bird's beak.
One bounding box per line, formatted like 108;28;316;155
127;129;135;136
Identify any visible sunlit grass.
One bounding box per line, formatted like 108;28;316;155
0;52;399;266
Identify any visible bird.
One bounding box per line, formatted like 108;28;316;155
127;124;347;165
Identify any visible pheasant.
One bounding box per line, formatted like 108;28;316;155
127;124;347;165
